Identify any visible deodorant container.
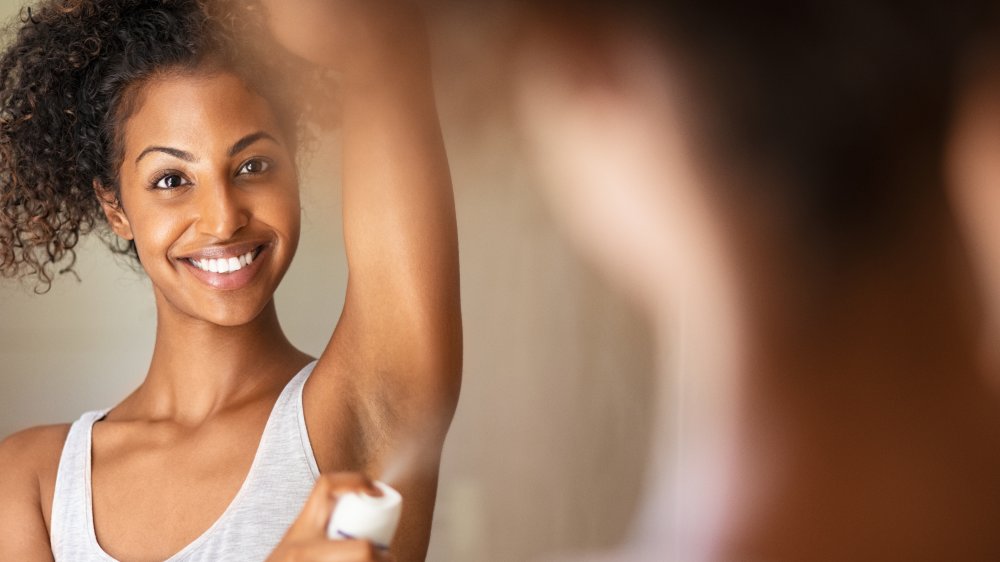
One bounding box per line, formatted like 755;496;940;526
327;481;403;550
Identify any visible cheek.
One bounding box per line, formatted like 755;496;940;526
118;193;183;263
259;181;302;240
129;213;183;275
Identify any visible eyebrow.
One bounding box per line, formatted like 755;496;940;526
227;131;280;157
135;146;195;164
134;131;281;165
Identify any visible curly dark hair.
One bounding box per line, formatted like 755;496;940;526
0;0;302;292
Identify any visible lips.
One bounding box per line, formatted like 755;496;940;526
176;242;272;291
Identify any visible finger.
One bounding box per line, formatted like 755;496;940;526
284;473;380;541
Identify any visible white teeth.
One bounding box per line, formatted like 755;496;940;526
188;249;258;274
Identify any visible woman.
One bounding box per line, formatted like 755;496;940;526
506;0;1000;559
0;1;461;561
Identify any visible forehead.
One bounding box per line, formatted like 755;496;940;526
122;70;285;157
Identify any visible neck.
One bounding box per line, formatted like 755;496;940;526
126;296;310;424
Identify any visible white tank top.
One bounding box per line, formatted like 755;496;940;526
49;361;321;561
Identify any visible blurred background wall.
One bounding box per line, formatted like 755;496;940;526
0;1;658;560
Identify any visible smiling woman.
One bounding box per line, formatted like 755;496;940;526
107;72;303;323
0;1;460;562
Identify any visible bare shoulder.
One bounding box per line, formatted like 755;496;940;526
0;423;71;477
1;423;71;451
0;424;70;560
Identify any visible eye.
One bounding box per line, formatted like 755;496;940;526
153;173;189;190
237;158;272;176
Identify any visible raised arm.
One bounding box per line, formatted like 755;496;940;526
328;3;462;447
260;0;461;542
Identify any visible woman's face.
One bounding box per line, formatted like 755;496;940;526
105;70;300;327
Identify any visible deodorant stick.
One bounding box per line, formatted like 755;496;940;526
327;481;403;550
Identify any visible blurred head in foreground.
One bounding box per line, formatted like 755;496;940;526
499;0;1000;559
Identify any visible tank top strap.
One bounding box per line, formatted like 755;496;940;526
252;359;322;482
50;408;113;560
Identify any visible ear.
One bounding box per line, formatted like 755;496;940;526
93;180;134;241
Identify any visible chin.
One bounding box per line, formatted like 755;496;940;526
195;295;274;328
200;309;261;328
150;282;275;328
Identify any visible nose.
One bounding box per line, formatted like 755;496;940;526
194;177;250;240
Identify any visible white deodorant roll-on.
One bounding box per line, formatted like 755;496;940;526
327;481;403;549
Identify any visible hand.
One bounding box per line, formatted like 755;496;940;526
258;0;428;81
266;473;395;562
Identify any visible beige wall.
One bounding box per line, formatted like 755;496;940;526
0;2;657;560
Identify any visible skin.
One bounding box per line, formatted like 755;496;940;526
0;2;459;561
949;51;1000;367
518;26;1000;561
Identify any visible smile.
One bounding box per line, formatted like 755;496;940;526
179;244;270;291
186;247;262;274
